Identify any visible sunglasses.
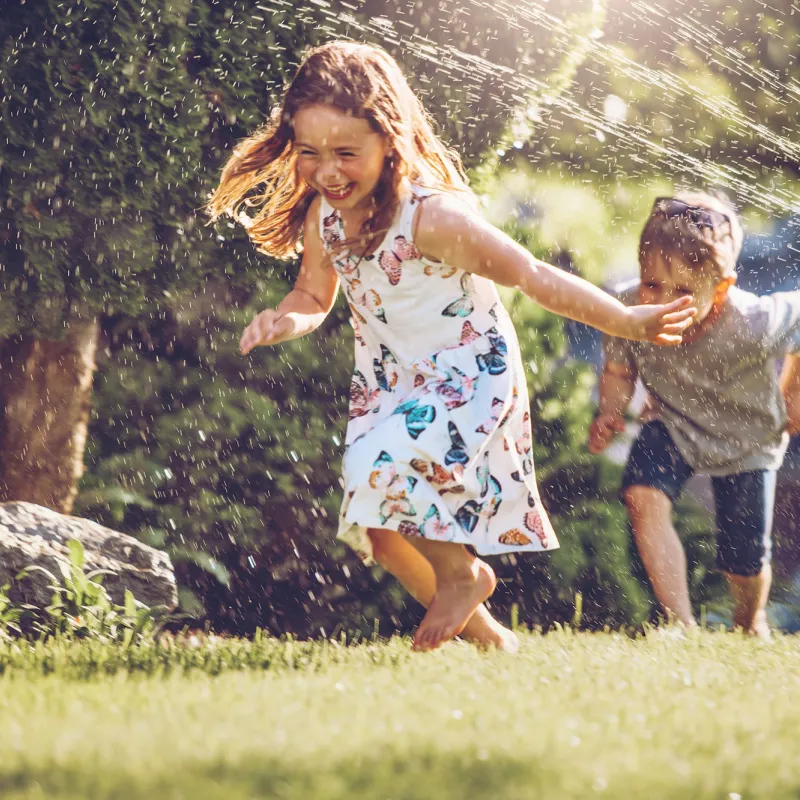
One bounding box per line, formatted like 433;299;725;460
652;197;731;230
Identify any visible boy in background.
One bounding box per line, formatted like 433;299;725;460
590;192;800;637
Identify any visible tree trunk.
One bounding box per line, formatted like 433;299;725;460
0;318;100;514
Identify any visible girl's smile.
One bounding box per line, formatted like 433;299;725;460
322;183;356;200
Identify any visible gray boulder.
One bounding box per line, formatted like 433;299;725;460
0;502;177;610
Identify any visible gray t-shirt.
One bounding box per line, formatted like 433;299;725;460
604;285;800;475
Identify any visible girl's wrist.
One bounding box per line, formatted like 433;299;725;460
613;305;636;339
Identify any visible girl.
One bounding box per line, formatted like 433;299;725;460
208;41;695;652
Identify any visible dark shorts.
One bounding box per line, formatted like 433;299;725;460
622;421;774;577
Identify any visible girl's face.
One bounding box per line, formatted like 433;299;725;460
293;104;391;212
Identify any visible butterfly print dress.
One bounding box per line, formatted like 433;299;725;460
321;183;558;562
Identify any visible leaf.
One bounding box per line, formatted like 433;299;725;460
19;564;60;586
86;569;114;584
56;558;73;584
67;539;85;570
124;590;136;618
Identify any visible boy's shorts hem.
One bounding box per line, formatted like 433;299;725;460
620;420;693;505
620;421;774;576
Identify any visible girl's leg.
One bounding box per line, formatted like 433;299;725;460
405;537;497;651
367;528;517;651
624;485;696;627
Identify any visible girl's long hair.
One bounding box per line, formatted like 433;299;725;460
206;40;472;258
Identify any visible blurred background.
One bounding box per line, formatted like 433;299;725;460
2;0;799;637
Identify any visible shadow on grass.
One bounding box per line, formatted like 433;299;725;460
0;753;570;800
2;745;798;799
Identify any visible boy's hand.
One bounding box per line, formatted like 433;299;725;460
780;353;800;436
240;309;296;354
588;412;626;454
623;297;696;345
638;394;660;424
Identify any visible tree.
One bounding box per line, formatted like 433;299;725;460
0;0;267;509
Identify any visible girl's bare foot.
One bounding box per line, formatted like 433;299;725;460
365;528;516;652
462;606;519;653
412;559;496;652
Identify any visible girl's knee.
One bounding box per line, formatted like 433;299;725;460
366;527;393;561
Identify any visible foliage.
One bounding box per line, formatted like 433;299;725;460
12;0;631;636
76;278;378;637
1;539;167;644
0;0;599;337
0;583;27;639
0;0;329;336
0;631;799;798
504;0;800;214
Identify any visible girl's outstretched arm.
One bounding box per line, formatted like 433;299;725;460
414;195;696;345
240;197;339;354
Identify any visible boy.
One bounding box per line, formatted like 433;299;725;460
590;192;800;637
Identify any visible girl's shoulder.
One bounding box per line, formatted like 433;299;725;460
407;185;481;257
407;180;477;223
408;181;476;209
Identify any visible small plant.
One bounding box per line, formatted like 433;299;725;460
15;539;168;645
0;581;28;639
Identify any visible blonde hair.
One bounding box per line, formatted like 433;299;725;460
206;40;472;258
639;190;743;279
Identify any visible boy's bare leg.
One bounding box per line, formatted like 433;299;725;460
367;528;517;651
624;486;696;627
404;537;496;651
725;565;772;639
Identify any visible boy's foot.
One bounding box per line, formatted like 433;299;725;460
744;610;772;641
413;560;497;652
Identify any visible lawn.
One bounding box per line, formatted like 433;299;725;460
0;629;798;799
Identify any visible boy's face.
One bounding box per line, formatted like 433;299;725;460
639;253;729;324
293;104;391;213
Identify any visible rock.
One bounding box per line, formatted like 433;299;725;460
0;502;178;611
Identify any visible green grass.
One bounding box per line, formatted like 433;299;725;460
1;629;799;799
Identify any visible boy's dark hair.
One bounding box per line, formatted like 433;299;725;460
639;190;743;279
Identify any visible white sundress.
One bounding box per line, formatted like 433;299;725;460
320;182;559;563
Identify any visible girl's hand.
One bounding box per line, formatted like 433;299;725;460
622;297;697;345
240;309;295;354
588;412;626;454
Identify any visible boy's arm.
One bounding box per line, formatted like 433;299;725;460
413;194;695;345
588;360;637;454
764;291;800;436
780;354;800;436
240;196;339;354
